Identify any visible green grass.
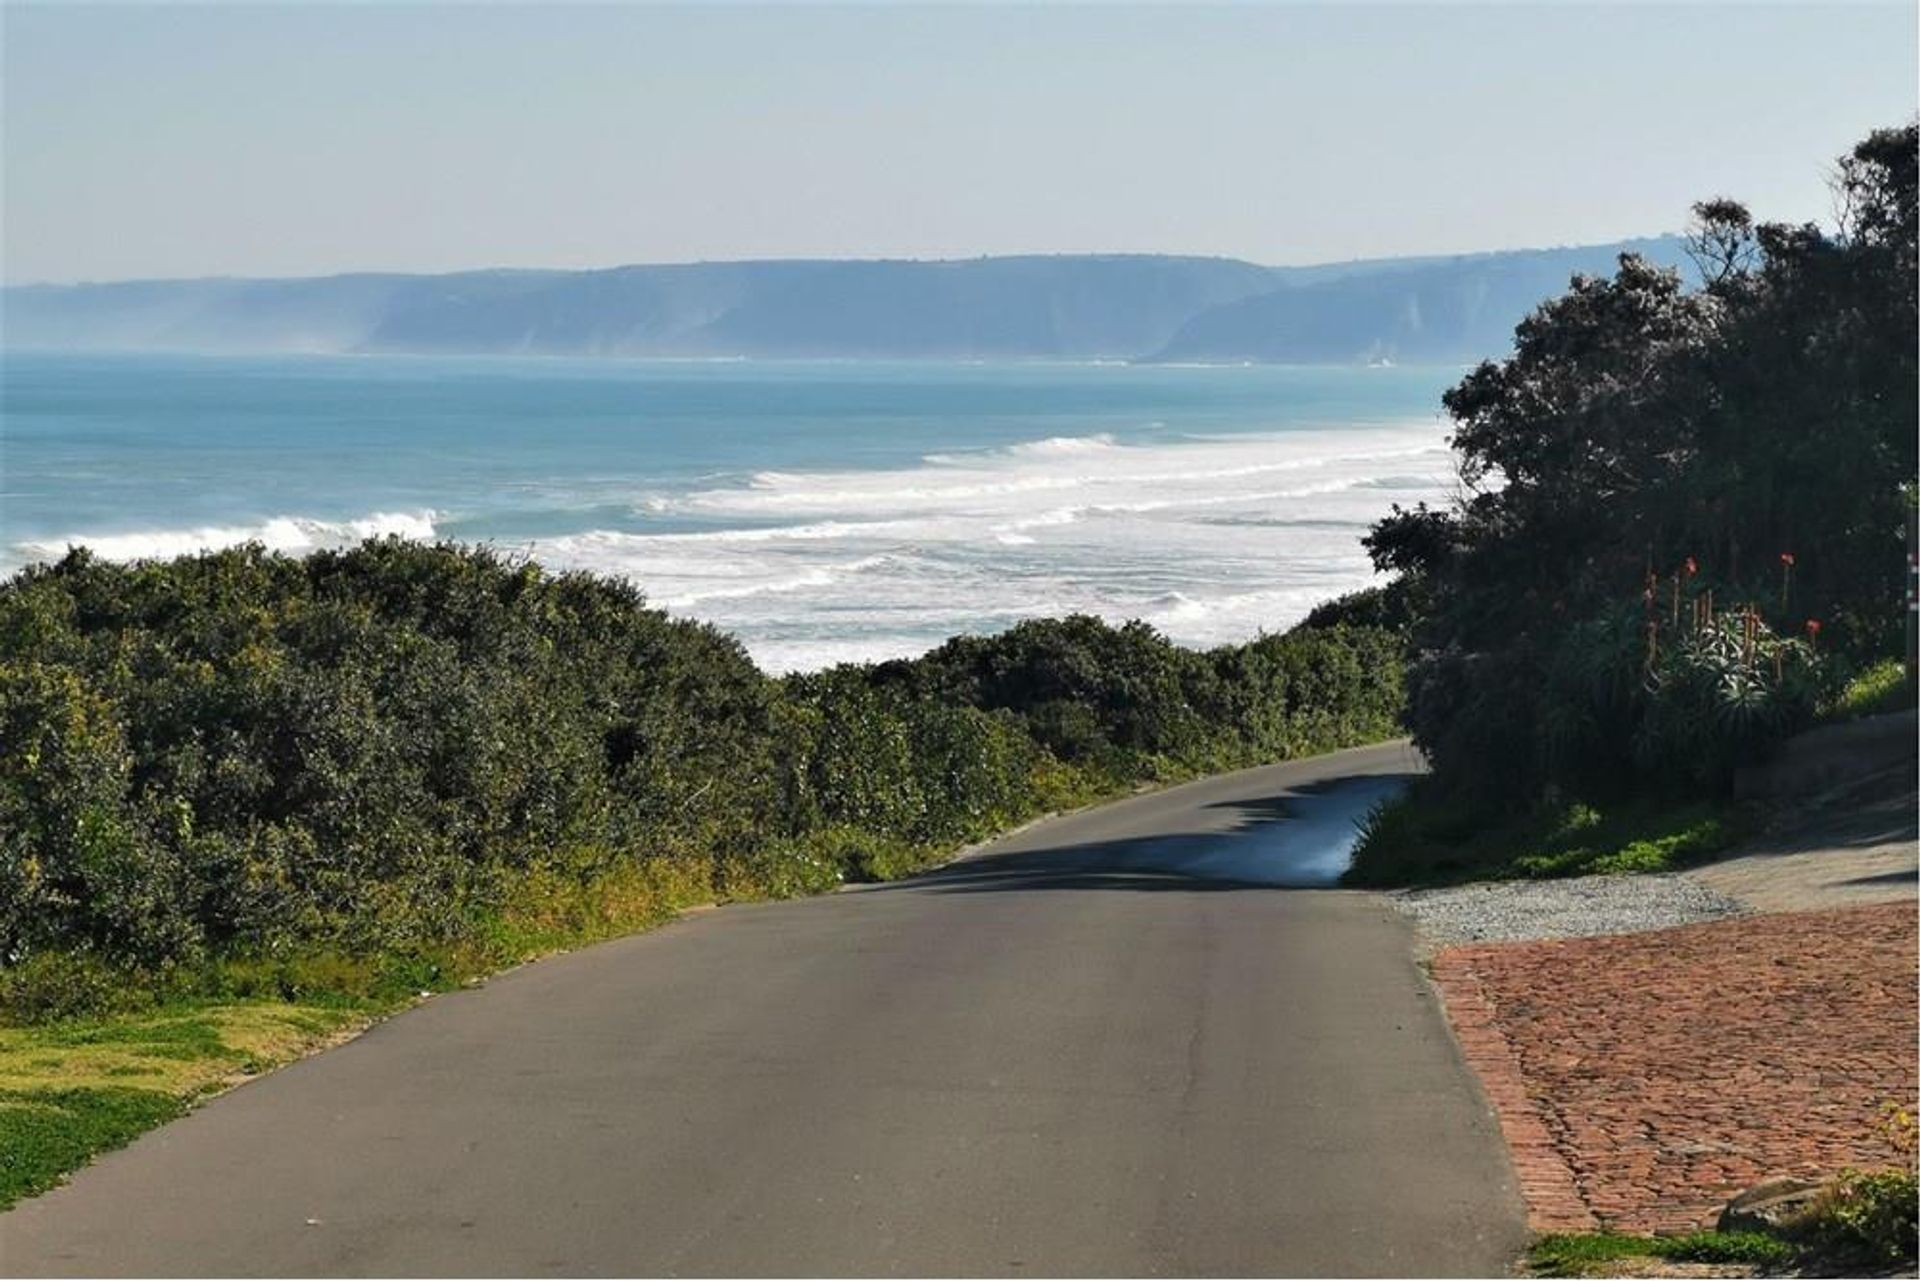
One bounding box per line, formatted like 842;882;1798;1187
1529;1231;1795;1277
0;1000;376;1208
1342;785;1744;888
1824;658;1916;723
0;1088;187;1209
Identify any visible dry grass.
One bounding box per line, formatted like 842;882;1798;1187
0;1002;366;1098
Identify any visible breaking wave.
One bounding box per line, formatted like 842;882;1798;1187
6;511;440;571
517;419;1458;671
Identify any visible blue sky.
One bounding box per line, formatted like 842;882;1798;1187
3;3;1914;283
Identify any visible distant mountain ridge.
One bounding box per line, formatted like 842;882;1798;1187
3;239;1692;364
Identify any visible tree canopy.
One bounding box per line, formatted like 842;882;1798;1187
1369;123;1918;803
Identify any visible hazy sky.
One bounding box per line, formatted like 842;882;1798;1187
3;2;1914;284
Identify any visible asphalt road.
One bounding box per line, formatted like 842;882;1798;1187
1;740;1528;1277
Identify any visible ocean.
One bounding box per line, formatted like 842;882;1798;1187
0;353;1460;672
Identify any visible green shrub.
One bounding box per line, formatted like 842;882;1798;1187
909;616;1217;764
1537;597;1824;799
0;951;148;1024
1790;1168;1919;1268
1405;645;1549;807
1294;581;1424;634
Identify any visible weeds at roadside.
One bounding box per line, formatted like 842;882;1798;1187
1824;658;1916;723
1787;1108;1919;1274
1790;1166;1920;1273
1529;1110;1916;1278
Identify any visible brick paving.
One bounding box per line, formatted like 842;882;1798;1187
1431;901;1919;1235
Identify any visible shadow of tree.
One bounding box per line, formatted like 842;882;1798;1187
863;772;1421;895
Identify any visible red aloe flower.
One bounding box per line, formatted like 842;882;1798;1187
1780;552;1795;567
1684;557;1698;577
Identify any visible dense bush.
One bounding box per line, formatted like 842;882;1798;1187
2;541;782;974
0;541;1405;1002
889;616;1406;773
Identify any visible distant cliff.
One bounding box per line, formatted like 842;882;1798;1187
1146;240;1694;364
2;239;1691;363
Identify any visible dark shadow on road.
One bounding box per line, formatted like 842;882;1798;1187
868;843;1279;896
1838;868;1919;887
1731;819;1919;858
864;771;1420;895
1714;769;1917;863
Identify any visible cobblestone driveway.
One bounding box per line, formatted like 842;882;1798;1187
1432;901;1918;1235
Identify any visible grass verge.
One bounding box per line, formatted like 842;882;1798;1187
1342;782;1746;888
1528;1231;1794;1277
0;1003;362;1208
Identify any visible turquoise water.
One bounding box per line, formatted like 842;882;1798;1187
1;353;1458;670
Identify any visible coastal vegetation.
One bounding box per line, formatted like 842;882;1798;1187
1346;123;1917;887
0;540;1403;1026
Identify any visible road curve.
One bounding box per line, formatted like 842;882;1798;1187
1;740;1527;1277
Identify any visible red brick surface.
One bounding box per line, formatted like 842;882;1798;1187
1431;901;1919;1235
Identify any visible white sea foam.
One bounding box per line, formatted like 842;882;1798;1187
522;419;1457;671
1003;432;1120;458
7;510;440;569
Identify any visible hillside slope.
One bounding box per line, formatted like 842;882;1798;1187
4;239;1690;362
1149;238;1693;364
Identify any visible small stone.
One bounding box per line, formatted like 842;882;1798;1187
1716;1176;1826;1233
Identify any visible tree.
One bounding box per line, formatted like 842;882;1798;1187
1686;198;1759;286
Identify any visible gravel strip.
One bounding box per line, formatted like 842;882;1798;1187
1390;873;1748;946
